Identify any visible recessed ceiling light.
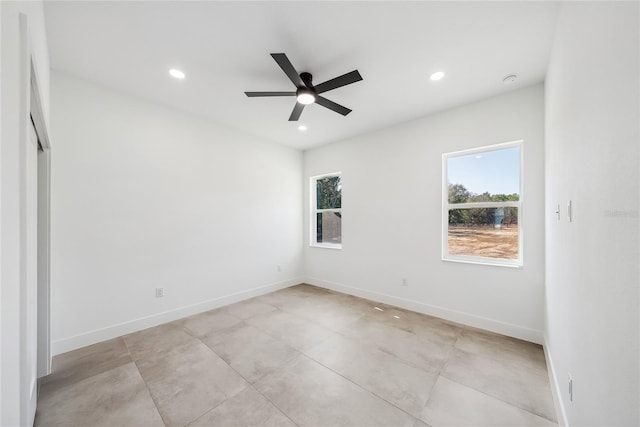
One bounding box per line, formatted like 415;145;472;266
298;125;308;131
169;68;185;80
430;71;445;81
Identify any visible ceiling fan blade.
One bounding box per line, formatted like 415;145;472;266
288;102;305;121
245;91;296;97
315;96;352;116
271;53;304;87
314;70;363;94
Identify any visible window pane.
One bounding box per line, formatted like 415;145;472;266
448;208;518;259
447;146;520;203
316;176;342;209
316;211;342;244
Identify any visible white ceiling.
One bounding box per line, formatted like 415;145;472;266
44;1;559;150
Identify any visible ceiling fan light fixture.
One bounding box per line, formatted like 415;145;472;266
245;53;362;120
296;90;316;105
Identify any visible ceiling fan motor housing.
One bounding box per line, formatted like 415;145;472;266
300;72;314;88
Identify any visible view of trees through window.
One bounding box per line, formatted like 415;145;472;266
316;176;342;210
448;183;519;226
444;144;521;263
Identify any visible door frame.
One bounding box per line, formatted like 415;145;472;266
30;45;52;381
18;11;52;424
0;9;52;425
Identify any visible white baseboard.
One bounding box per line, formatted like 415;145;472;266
52;277;303;355
304;277;544;344
544;336;569;427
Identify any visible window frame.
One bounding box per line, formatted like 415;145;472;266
442;140;524;268
310;172;343;249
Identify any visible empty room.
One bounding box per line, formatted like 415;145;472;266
1;1;638;426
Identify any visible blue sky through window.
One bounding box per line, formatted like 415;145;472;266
447;146;520;196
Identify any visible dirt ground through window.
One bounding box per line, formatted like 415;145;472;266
448;226;519;259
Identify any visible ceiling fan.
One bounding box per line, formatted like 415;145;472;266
245;53;363;121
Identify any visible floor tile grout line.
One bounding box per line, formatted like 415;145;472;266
180;311;245;339
247;383;302;427
329;323;448;378
122;333;181;427
198;320;303;374
196;325;305;393
437;327;464;374
240;307;296;344
439;373;558;423
41;337;134;389
421;329;465;403
130;358;169;427
126;300;298;426
297;352;429;425
276;306;368;334
230;344;309;427
190;333;257;417
450;343;551;380
446;358;552;411
126;330;237;427
456;329;549;372
181;380;257;427
418;330;464;426
136;334;250;427
36;358;135;407
197;331;260;386
242;306;340;352
190;319;249;345
329;320;452;378
193;308;311;390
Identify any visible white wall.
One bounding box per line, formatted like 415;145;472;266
50;72;303;354
0;1;51;425
544;2;639;426
303;84;545;343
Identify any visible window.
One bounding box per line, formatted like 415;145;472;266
311;173;342;249
442;141;522;267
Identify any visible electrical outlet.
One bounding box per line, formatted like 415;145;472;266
401;278;408;286
568;374;573;402
155;288;164;298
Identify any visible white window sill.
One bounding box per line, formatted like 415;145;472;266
442;255;523;269
310;243;342;250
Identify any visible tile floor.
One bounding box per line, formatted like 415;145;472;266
36;284;558;427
